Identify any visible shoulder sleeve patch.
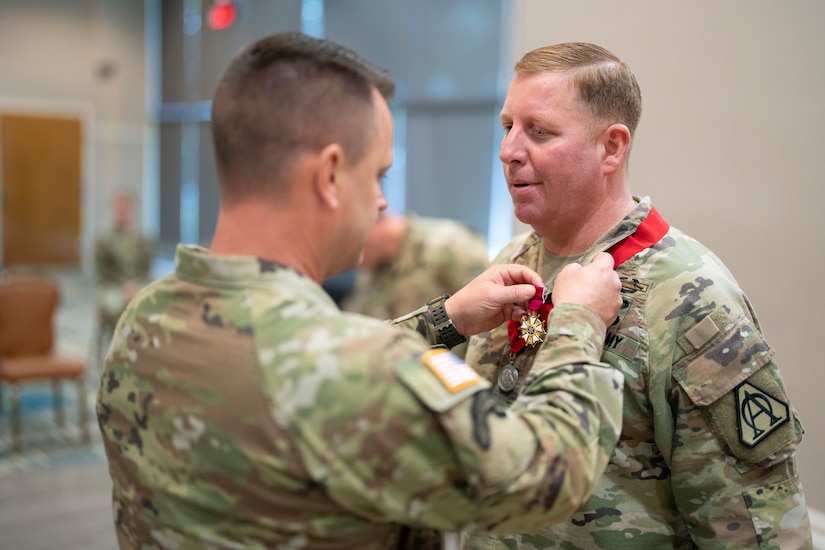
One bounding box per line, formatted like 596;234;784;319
395;348;490;413
673;314;803;465
735;380;790;448
705;365;803;466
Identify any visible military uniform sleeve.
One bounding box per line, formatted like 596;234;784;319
290;303;623;533
389;304;442;347
665;296;810;547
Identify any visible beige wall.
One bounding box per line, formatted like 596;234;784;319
510;0;825;513
0;0;148;273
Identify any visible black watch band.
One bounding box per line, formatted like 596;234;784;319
427;293;467;349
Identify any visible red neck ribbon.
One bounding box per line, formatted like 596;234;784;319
506;207;669;354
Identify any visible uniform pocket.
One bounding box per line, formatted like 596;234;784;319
673;314;803;468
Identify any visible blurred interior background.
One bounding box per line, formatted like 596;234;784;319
0;1;823;548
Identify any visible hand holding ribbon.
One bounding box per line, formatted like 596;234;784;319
446;263;543;337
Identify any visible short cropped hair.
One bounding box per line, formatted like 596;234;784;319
515;42;642;139
211;32;396;199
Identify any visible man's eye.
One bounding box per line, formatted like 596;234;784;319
533;127;547;136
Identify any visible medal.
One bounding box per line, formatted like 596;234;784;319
508;284;551;353
497;362;519;392
518;310;546;347
501;285;551;393
496;209;672;397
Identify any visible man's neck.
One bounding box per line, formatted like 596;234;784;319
209;200;325;283
539;194;637;256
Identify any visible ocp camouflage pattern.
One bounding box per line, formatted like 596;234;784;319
96;244;623;549
462;196;812;549
94;229;154;323
95;230;154;287
341;214;490;320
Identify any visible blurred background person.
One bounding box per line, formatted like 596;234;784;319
338;211;489;355
93;189;154;357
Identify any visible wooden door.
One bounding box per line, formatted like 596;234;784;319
1;114;81;266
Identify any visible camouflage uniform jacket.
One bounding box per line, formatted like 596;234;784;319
96;243;624;549
95;229;154;287
463;197;811;550
341;214;490;320
94;229;154;323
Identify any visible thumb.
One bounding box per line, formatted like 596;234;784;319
509;283;538;303
590;251;615;268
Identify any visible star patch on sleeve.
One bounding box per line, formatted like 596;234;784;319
422;348;482;393
735;380;790;448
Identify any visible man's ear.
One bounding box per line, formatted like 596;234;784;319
314;143;345;209
601;124;631;175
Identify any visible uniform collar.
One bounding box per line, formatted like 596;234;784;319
173;244;336;308
508;196;656;268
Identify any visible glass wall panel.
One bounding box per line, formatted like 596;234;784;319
157;0;304;254
157;0;505;255
325;0;502;237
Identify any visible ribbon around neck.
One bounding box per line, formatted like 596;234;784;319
506;207;669;355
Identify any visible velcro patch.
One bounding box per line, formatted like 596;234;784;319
422;349;481;393
735;380;790;448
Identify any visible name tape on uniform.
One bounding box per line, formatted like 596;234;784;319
422;349;482;393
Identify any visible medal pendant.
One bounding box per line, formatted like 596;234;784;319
497;362;519;392
518;310;545;347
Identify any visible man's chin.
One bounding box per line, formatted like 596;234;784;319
341;252;366;275
513;206;540;227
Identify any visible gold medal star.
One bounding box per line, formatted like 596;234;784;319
519;310;545;347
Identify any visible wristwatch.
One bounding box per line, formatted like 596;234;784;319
427;293;467;349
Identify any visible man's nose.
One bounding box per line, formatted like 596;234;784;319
500;130;526;165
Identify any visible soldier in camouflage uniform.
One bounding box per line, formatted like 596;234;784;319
341;211;489;357
341;212;490;321
462;43;812;549
96;32;627;549
94;190;154;357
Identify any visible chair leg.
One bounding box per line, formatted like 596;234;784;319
77;378;91;444
53;380;65;427
11;384;21;453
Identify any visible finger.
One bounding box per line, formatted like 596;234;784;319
590;251;615;268
558;262;582;276
498;264;543;287
513;264;543;286
507;283;540;303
